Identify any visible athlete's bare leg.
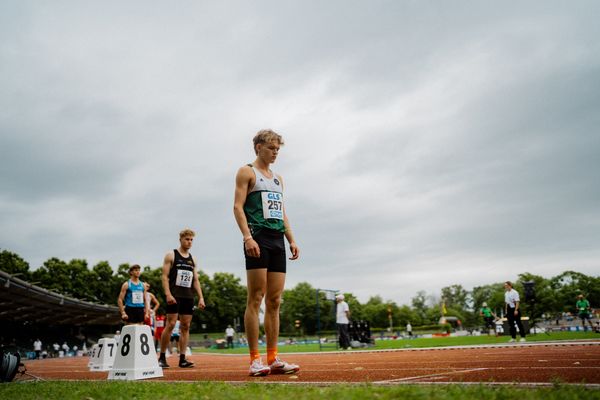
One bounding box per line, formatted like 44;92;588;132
160;313;178;354
178;314;193;354
245;269;267;353
264;272;285;349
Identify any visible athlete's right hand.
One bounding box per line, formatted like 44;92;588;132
121;312;128;321
245;239;261;258
166;294;177;305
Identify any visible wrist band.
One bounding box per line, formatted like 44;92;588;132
243;236;252;243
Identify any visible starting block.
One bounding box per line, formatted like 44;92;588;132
108;324;163;380
87;344;99;368
90;338;117;371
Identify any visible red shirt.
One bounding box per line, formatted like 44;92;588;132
154;315;166;340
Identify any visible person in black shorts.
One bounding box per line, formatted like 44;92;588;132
117;264;149;325
576;294;594;331
234;129;300;376
157;229;205;368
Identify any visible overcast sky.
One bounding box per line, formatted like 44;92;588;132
1;1;599;306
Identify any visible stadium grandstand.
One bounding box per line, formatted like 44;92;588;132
0;270;120;354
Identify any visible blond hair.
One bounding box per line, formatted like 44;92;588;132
253;129;284;155
179;229;195;239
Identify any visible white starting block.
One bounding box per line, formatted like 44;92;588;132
108;324;163;380
90;338;117;371
88;344;99;368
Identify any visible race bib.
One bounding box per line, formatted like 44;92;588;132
131;291;144;304
175;269;193;288
261;191;284;220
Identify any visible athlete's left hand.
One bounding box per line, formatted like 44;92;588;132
289;242;300;260
197;298;206;310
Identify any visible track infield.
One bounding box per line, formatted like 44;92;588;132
19;340;600;386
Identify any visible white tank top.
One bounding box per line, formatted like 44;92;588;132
249;166;283;194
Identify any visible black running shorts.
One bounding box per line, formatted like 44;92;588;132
124;306;145;323
244;228;286;273
579;312;591;321
166;297;195;315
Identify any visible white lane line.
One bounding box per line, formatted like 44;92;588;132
191;340;600;356
23;379;600;388
373;367;488;384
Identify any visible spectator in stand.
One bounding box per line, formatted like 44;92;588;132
226;325;235;349
61;342;69;355
33;338;42;359
52;342;60;358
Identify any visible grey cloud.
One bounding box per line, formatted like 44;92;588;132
1;1;599;306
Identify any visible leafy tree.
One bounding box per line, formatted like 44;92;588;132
31;258;92;299
344;293;364;322
441;284;470;311
90;261;120;304
0;250;31;280
193;270;215;332
116;263;131;280
411;291;429;325
471;282;505;326
396;305;419;327
3;249;599;333
424;306;442;325
280;282;319;334
549;271;600;314
516;272;553;320
471;283;505;315
140;265;165;311
205;272;246;331
362;296;395;328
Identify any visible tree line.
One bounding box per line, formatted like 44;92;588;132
1;249;598;334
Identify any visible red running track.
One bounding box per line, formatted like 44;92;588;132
18;341;600;386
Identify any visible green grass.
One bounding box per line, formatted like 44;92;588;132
189;331;599;354
1;381;599;400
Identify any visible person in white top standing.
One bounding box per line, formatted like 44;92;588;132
33;338;42;359
504;281;526;342
336;294;351;349
225;325;235;349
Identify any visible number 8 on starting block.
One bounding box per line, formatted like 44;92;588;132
108;324;163;380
